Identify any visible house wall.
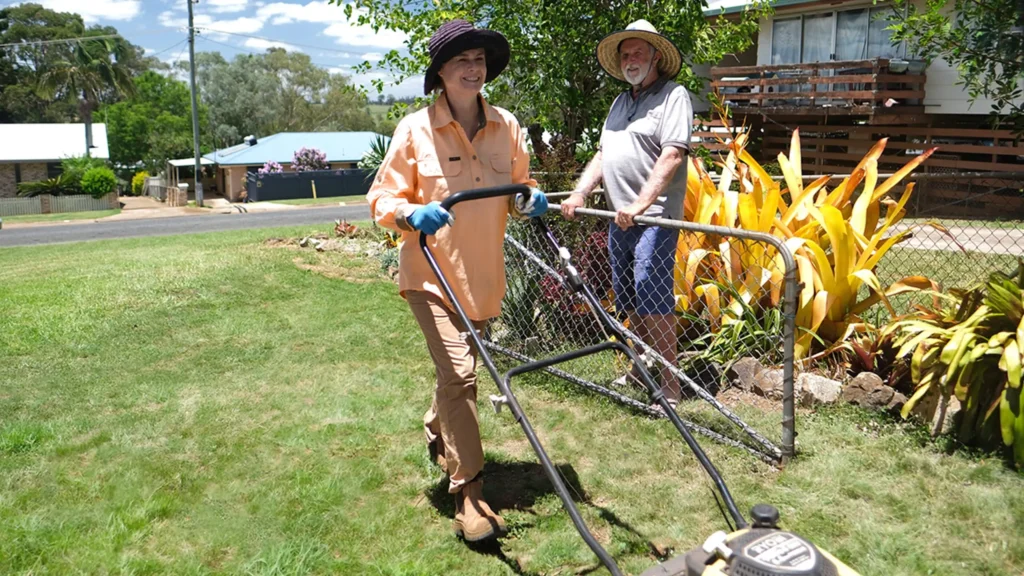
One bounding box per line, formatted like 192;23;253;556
753;1;1009;116
0;164;16;198
21;163;47;183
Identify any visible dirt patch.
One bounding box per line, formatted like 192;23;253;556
292;257;378;284
716;387;787;413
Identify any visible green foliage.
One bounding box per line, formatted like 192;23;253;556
885;261;1024;468
80;166;117;199
187;49;378;150
16;174;77;197
0;4;148;123
890;0;1024;132
101;71;207;173
357;134;391;181
131;171;149;196
336;0;767;169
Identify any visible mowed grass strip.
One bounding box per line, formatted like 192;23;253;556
0;226;1022;575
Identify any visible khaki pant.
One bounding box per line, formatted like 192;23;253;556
407;290;488;494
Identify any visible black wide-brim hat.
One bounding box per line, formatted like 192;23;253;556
423;19;510;95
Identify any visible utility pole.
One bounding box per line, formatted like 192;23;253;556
187;0;204;207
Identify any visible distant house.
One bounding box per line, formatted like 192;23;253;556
0;124;109;198
200;131;382;202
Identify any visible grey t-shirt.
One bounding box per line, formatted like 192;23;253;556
599;77;692;219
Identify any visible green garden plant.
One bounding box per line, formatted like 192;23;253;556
80;166;117;199
884;262;1024;468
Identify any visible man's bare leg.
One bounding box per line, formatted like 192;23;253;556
643;313;680;402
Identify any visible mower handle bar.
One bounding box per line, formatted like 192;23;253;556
438;183;532;213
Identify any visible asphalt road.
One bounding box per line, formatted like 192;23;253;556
0;205;372;248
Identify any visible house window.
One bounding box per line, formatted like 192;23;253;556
46;162;62;178
14;163;21;184
771;5;905;65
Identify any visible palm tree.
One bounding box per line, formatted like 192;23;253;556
37;36;136;154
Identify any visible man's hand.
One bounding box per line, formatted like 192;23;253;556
615;201;647;230
560;192;587;220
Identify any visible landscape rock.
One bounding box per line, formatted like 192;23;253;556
727;357;765;392
886;392;908;414
843;372;903;411
753;369;784;400
796;373;842;407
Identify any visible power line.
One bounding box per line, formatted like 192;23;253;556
148;38;189;60
0;33;121;49
195;28;357;58
196;35;352;72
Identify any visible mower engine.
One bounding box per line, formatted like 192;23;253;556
641;505;861;576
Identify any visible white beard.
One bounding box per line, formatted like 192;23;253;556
622;60;653;87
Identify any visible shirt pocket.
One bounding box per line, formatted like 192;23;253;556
489;153;511;175
416;156;464;200
628;108;662;138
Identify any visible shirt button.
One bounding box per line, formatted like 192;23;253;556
475;177;481;182
472;155;477;160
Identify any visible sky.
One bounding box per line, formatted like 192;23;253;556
5;0;422;98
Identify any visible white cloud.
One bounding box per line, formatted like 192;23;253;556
323;21;406;48
160;11;264;38
36;0;141;22
244;37;302;52
208;0;250;14
360;52;383;62
255;1;408;48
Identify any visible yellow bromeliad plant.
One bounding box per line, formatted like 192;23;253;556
674;122;938;359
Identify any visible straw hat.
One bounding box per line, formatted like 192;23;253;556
596;19;683;83
423;19;510;94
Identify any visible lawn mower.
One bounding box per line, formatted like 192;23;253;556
419;184;861;576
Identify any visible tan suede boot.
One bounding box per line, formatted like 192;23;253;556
453;478;506;542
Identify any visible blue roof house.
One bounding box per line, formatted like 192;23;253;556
200;131;383;202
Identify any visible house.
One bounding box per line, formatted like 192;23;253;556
197;131;382;202
700;0;1024;216
0;123;109;198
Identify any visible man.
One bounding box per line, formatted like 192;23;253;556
561;19;692;410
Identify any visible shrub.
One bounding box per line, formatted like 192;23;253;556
16;174;78;197
676;108;939;359
80;167;118;199
131;171;149;196
258;161;283;175
292;147;328;172
884;262;1024;469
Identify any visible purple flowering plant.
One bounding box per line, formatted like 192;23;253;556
258;160;283;175
292;147;329;172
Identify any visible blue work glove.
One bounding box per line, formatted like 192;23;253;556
515;188;549;219
407;201;455;234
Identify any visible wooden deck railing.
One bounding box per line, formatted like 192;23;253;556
710;58;926;115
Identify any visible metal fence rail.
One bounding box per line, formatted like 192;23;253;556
491;207;798;462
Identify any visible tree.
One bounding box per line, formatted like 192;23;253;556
187;48;379;149
36;35;137;152
337;0;765;173
100;71;209;173
890;0;1024;132
0;4;148;123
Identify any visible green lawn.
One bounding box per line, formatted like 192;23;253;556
1;226;1022;575
1;208;120;224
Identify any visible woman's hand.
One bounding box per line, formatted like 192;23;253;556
516;188;549;219
407;201;455;234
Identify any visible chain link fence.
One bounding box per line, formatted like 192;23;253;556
872;174;1024;315
487;198;796;463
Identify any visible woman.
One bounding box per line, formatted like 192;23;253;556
367;19;547;543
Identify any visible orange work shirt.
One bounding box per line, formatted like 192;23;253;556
367;93;538;321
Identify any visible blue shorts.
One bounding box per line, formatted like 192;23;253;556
608;223;679;315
